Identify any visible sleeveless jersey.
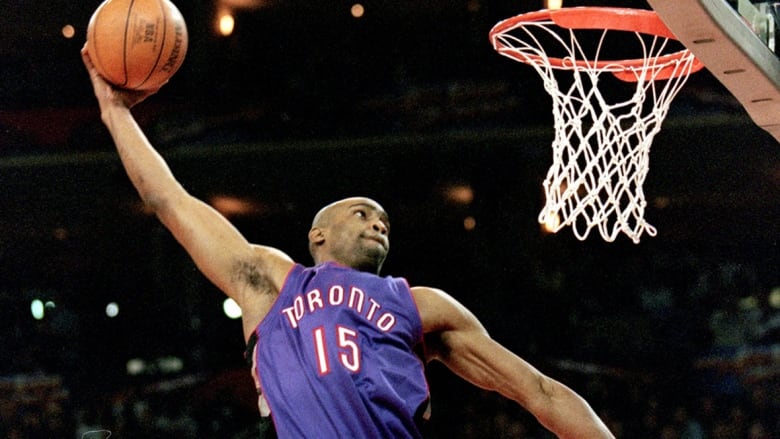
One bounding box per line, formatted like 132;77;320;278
248;261;430;438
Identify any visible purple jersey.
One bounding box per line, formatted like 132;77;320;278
248;261;430;438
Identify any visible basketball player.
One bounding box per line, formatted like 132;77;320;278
81;47;615;439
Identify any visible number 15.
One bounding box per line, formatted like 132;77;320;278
312;325;361;375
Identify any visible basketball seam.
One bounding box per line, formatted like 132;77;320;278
122;0;134;87
137;0;168;89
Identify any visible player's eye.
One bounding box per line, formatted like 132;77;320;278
354;209;366;218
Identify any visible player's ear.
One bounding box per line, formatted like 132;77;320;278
308;227;325;247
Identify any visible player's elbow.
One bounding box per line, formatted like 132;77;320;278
139;182;186;216
141;191;170;215
142;191;186;226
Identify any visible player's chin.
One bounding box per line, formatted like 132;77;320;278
358;247;382;263
358;246;387;269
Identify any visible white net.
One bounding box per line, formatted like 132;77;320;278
490;8;701;243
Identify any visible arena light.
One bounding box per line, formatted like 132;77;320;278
351;3;365;18
463;216;477;231
541;211;561;235
61;24;76;39
223;298;242;319
443;184;474;205
127;358;146;376
768;286;780;309
218;11;235;36
545;0;563;10
31;299;45;320
209;194;262;217
105;302;120;318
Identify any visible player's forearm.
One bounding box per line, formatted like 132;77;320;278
534;380;615;439
479;350;613;439
102;105;183;209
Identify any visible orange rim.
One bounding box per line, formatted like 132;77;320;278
489;7;705;81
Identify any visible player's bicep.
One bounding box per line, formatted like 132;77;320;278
414;287;546;406
412;286;489;361
154;191;258;294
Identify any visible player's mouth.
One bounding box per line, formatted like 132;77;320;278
363;234;388;249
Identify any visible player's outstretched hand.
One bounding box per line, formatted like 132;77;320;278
81;44;163;111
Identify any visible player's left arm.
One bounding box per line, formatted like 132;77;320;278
411;286;615;439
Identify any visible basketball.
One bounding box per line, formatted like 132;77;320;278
86;0;188;90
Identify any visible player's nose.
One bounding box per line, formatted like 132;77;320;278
372;219;388;235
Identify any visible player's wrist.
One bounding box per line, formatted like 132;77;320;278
101;103;133;128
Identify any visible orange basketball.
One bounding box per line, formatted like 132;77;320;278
86;0;188;90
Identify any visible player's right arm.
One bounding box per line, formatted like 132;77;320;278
413;286;615;439
81;47;294;327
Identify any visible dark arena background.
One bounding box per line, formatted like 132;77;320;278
1;0;778;437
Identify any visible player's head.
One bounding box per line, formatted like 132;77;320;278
308;197;390;274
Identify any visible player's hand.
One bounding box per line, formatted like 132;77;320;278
81;44;163;110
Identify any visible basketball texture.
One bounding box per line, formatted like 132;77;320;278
87;0;188;90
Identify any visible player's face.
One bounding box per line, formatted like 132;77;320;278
327;198;390;273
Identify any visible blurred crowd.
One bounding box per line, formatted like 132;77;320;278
2;357;777;438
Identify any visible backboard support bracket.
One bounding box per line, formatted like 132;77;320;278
648;0;780;143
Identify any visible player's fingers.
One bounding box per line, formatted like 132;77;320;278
81;46;105;87
81;43;158;108
81;45;94;70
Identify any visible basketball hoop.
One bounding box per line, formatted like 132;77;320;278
490;7;704;243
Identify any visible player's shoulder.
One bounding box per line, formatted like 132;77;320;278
252;244;295;264
409;286;452;305
410;286;455;329
410;285;481;335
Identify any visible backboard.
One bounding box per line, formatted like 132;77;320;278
647;0;780;143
